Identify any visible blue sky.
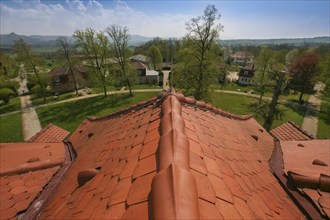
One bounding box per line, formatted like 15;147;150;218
0;0;329;39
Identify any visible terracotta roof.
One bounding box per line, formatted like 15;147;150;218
131;60;148;70
48;65;87;76
271;121;314;141
0;142;66;220
38;89;303;219
27;123;69;143
271;139;330;219
232;51;254;58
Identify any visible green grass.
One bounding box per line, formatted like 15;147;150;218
317;95;330;139
36;92;159;134
211;83;254;93
31;92;77;106
0;112;23;142
132;84;160;89
91;86;118;94
0;97;21;114
210;93;306;129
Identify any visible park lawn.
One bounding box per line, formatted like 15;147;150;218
210;93;306;130
31;92;77;106
132;84;160;90
36;92;159;134
0;96;21;114
317;96;330;139
0;112;23;142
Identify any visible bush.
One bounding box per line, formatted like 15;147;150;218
0;88;15;104
32;85;53;98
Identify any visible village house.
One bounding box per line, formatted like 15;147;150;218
1;89;329;220
237;63;256;85
231;51;254;65
130;54;160;84
48;65;89;94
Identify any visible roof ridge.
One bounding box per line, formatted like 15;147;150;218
175;91;253;120
288;121;315;139
0;158;63;177
151;92;200;219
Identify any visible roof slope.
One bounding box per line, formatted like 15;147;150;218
39;90;303;219
271;121;314;141
271;139;330;219
27;123;69;143
0;143;66;220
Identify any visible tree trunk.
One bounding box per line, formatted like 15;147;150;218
263;76;283;131
103;85;107;96
299;91;304;104
126;78;133;97
258;91;264;105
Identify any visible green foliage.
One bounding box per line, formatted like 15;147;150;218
317;96;330;139
0;88;15;104
173;5;223;101
74;28;111;96
147;45;162;70
106;25;135;96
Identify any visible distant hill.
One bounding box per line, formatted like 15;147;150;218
0;33;153;47
220;37;330;46
1;33;329;50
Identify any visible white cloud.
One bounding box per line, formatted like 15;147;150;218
0;0;190;37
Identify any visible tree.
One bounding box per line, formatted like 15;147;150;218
147;45;162;70
74;28;110;96
289;52;320;103
106;25;134;96
14;38;47;102
57;36;79;95
253;48;273;105
263;51;289;131
179;4;223;100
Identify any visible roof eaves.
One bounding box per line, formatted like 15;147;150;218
86;90;169;122
174;92;254;121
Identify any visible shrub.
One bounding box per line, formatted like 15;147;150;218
0;88;15;104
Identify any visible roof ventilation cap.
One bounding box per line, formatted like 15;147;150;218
297;143;304;147
88;132;94;138
251;135;258;141
312;159;328;167
77;169;99;186
26;156;40;163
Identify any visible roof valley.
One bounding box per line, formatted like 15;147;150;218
151;93;200;219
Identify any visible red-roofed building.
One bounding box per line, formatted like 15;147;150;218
48;65;89;94
231;51;254;65
1;89;329;219
271;121;314;141
27;123;69;143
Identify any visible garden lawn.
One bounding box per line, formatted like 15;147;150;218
31;92;77;106
317;96;330;139
210;93;306;130
36;92;159;134
0;112;23;142
0;96;21;114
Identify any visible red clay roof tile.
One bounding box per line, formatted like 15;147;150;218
27;123;69;143
271;121;314;141
35;89;307;219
